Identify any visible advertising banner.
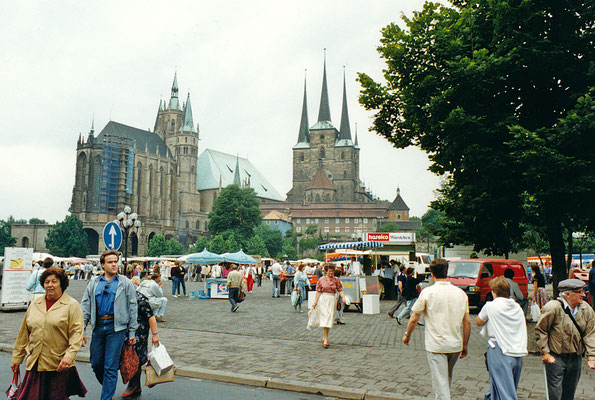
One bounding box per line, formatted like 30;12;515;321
365;232;415;244
1;247;33;311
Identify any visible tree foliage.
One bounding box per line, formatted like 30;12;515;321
246;235;269;257
45;215;89;257
253;224;283;257
146;235;169;257
28;218;48;225
0;219;16;256
376;221;401;232
359;0;595;293
208;185;262;246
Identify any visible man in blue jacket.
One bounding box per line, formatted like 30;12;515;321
81;250;138;400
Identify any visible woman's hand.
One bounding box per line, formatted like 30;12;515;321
152;333;160;345
312;302;317;308
82;336;87;347
10;363;19;373
56;356;73;372
342;297;347;305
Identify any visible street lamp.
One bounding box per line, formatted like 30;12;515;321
116;205;141;274
572;232;585;268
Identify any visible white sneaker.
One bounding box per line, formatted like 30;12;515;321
173;295;178;298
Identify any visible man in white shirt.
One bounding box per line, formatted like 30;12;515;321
403;258;470;400
271;260;283;297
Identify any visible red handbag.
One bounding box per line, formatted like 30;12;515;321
5;370;20;400
120;340;140;384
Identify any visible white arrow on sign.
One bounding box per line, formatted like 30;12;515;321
109;224;117;249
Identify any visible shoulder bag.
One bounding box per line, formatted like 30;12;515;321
557;300;586;356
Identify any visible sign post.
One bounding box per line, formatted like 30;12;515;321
103;222;122;251
1;247;33;311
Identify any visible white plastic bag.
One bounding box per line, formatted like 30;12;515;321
291;290;299;306
148;343;174;376
530;303;541;322
307;307;319;330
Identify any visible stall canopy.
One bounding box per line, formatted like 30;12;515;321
224;250;257;265
318;241;384;251
186;249;224;265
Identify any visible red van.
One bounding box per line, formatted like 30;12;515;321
446;259;528;307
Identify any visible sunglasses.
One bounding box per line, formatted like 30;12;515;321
103;282;111;295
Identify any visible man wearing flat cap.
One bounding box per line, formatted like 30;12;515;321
535;278;595;400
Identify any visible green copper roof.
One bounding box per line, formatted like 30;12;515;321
196;149;284;201
317;55;332;124
338;70;352;142
296;76;310;144
181;93;195;132
232;155;241;186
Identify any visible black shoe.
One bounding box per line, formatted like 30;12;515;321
232;305;239;312
336;320;345;325
396;318;402;325
417;322;424;326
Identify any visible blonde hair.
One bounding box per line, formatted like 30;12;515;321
131;276;140;286
489;276;510;298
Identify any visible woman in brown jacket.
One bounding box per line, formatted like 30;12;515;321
11;267;86;400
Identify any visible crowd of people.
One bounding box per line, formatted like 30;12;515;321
7;252;595;400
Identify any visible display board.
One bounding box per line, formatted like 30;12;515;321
1;247;33;311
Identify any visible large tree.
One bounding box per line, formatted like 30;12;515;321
208;185;262;246
45;215;89;257
359;0;594;293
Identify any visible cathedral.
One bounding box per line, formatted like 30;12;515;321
71;74;206;255
287;59;374;204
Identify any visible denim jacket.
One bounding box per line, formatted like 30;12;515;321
81;274;138;338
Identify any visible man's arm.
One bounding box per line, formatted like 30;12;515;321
535;304;557;364
402;312;420;345
461;312;471;358
126;281;138;340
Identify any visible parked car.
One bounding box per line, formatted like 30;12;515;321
446;259;528;307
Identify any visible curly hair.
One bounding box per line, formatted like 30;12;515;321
39;266;69;292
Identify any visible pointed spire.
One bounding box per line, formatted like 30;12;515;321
297;72;310;144
88;116;95;141
317;49;331;123
159;98;163;111
354;122;359;146
181;92;195;132
169;73;179;110
154;99;162;132
339;67;352;141
171;73;179;98
233;155;241;186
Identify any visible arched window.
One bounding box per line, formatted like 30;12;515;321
170;120;175;131
299;153;304;162
185;220;189;229
136;162;143;212
343;170;347;178
195;220;200;230
319;146;325;159
341;151;345;160
76;152;87;186
160;167;166;196
203;222;208;231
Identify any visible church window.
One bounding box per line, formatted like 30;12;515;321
185;137;188;143
160;167;166;196
299;153;304;162
195;221;200;230
319;146;325;159
341;151;345;160
320;134;325;140
170;120;175;131
343;170;347;178
186;220;189;229
203;222;208;231
335;227;340;233
345;217;349;223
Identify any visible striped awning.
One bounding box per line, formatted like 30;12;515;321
318;241;384;251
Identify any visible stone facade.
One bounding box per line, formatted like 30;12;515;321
10;224;52;252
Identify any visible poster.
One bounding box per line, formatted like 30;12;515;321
1;247;33;311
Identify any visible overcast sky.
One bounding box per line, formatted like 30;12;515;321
0;0;444;224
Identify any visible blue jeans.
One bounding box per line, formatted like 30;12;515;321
178;276;186;295
397;298;417;320
90;319;126;400
228;287;239;310
272;276;281;297
484;342;523;400
172;276;180;295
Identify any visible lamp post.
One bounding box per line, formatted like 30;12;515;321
115;205;141;275
572;232;585;268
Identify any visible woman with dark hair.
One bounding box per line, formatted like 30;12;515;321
294;264;311;313
531;266;548;309
396;267;422;325
121;278;160;397
11;267;87;399
312;263;346;348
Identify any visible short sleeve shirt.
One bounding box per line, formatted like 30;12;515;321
316;276;342;293
411;281;469;353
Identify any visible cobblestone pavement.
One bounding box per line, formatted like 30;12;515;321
1;279;593;399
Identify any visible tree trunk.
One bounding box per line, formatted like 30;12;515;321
544;204;565;298
565;229;573;275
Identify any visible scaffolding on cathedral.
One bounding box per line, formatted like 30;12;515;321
98;134;134;213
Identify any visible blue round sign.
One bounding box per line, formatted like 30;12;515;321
103;222;123;251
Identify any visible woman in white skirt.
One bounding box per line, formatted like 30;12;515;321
312;263;346;348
